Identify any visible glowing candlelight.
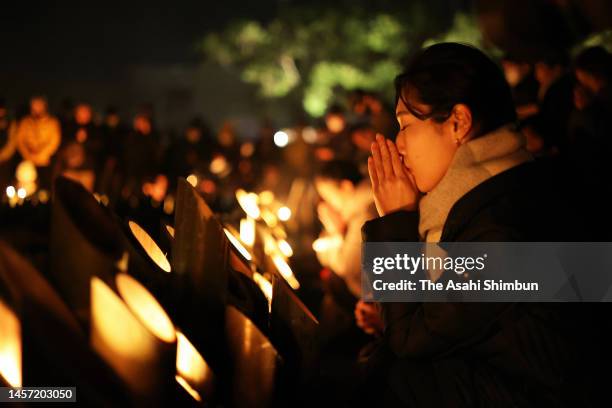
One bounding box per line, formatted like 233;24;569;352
258;190;275;206
176;375;202;402
186;174;197;187
175;331;213;401
128;221;172;273
224;228;252;261
210;155;229;175
277;206;291;221
90;276;176;396
163;195;175;215
263;232;278;256
278;239;293;258
37;189;49;203
115;273;176;343
252;272;273;308
273;131;289;147
240;218;256;247
5;186;15;199
17;188;26;200
166;225;175;238
236;189;261;219
260;209;278;228
272;255;300;290
0;300;21;387
312;235;343;252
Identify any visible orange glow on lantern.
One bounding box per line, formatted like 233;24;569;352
0;300;21;387
128;221;172;273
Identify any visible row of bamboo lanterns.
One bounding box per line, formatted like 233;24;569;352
1;174;318;407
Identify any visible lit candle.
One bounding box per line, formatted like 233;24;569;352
277;206;291;221
236;189;261;219
252;272;273;311
239;218;256;247
277;239;293;258
0;300;21;387
272;255;300;290
90;275;176;398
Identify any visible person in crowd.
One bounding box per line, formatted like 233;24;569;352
164;117;214;189
311;159;380;405
565;46;612;240
314;160;377;298
349;123;377;177
358;43;588;407
97;106;127;199
350;90;395;137
14;96;61;167
529;50;574;153
0;99;18;189
62;103;105;172
121;111;163;200
315;105;356;162
501;54;539;119
14;96;62;189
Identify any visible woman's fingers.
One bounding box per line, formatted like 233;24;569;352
376;134;394;178
370;141;384;181
387;139;405;177
367;156;378;187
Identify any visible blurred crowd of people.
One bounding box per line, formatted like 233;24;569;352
0;88;396;220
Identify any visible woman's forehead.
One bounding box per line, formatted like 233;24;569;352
395;96;428;117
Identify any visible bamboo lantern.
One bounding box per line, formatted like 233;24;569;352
225;305;281;408
172;178;229;369
90;273;176;404
269;272;319;385
49;177;124;324
0;241;130;406
121;220;178;320
175;331;216;403
158;222;175;257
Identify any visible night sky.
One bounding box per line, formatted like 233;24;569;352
0;1;463;127
0;2;281;74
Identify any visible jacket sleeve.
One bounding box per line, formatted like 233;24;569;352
361;210;420;242
362;212;512;359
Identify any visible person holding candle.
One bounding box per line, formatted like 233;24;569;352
359;43;587;407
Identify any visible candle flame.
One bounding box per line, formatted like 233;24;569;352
278;239;293;257
236;189;261;219
277;206;291;221
240;218;255;247
252;272;273;307
0;300;21;387
272;255;300;290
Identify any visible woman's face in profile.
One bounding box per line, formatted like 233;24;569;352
394;97;459;193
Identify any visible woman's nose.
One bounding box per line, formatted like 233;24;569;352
395;134;406;155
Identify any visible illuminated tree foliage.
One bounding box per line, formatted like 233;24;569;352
202;6;481;117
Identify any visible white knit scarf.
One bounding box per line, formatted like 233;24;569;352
419;124;533;244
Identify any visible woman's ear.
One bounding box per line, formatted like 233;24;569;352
450;104;473;144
